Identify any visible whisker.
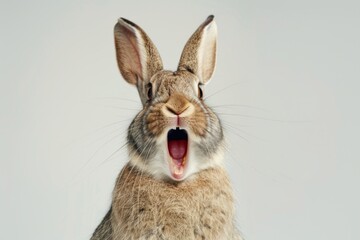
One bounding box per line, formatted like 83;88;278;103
70;128;127;185
83;120;132;144
210;104;268;111
216;112;307;123
204;82;243;100
221;121;264;141
222;124;250;143
93;96;139;104
101;105;141;111
97;141;128;168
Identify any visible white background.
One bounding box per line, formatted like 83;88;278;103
1;0;359;239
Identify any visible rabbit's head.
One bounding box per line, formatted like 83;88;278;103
114;16;224;181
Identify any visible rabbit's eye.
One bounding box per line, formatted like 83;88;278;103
147;83;153;100
198;85;203;99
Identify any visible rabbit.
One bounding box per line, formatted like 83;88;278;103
91;15;243;240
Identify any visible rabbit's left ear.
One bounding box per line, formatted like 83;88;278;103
178;15;217;84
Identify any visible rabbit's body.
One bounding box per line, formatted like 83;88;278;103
91;15;242;239
92;164;240;240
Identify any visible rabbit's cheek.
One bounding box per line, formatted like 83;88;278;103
189;105;208;137
146;105;167;136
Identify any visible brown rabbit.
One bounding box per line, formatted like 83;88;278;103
91;15;242;240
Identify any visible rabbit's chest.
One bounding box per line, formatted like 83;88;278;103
111;167;235;239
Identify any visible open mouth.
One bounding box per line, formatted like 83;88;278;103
167;127;188;180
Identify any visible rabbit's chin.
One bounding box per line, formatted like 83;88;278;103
129;127;225;182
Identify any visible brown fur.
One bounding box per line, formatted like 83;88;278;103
91;16;243;240
145;71;208;137
91;164;241;240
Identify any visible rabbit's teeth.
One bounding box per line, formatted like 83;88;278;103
171;161;185;179
173;164;184;175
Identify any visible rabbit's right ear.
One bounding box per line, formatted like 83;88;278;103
114;18;163;85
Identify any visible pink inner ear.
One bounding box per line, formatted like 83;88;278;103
177;16;217;84
115;21;146;84
120;26;143;79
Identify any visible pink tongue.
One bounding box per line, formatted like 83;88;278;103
168;140;187;161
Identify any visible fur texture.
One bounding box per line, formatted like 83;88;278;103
91;164;242;240
91;16;242;240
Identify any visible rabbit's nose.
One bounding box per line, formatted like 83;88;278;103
162;93;194;117
166;105;184;115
